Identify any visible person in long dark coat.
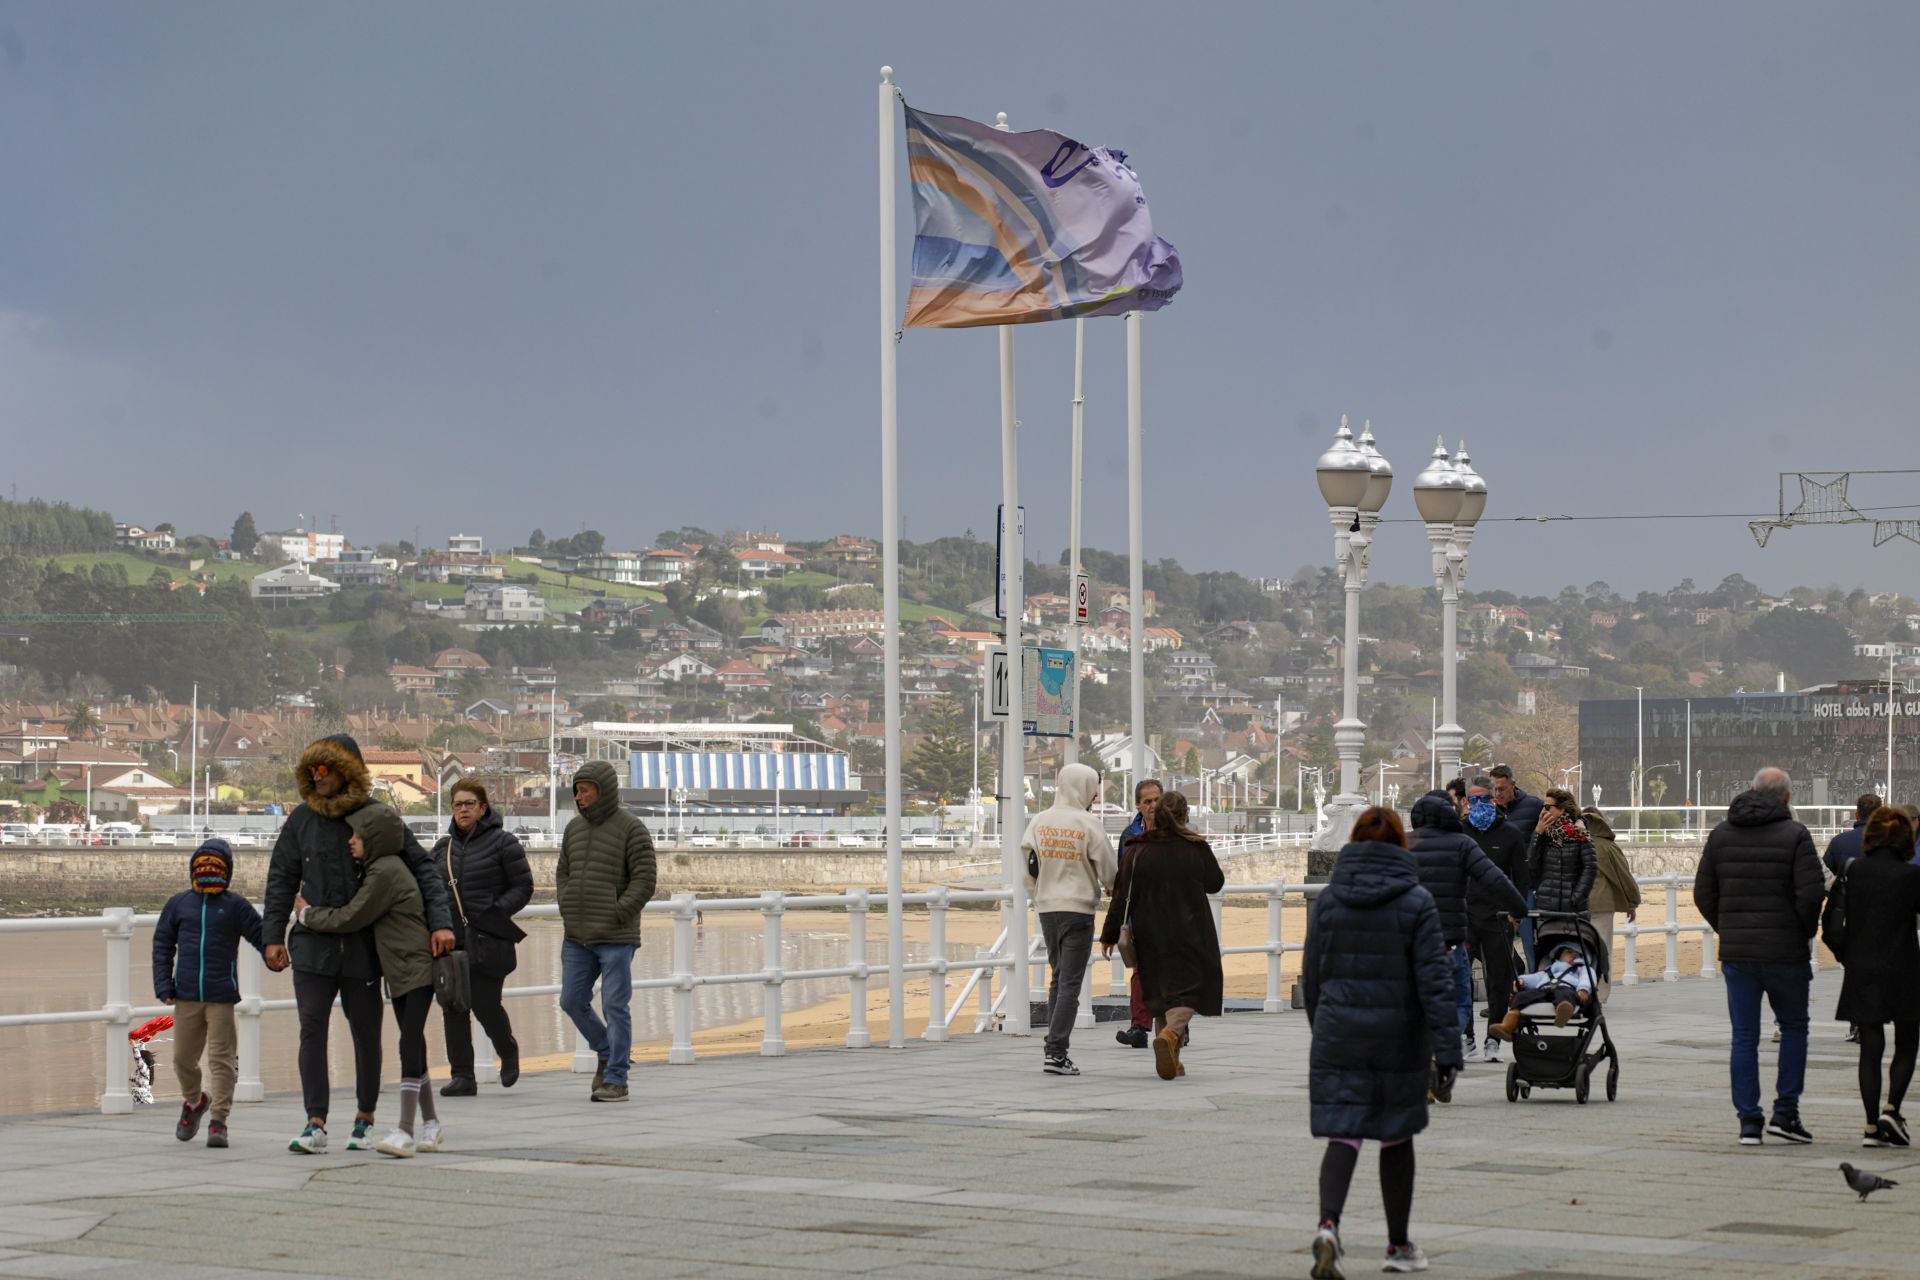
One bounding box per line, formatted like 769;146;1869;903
1824;804;1920;1148
1098;790;1223;1082
432;779;535;1095
1302;806;1458;1278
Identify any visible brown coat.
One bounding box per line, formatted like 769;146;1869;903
1100;831;1225;1017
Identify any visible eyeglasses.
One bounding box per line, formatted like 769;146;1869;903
309;764;330;780
451;799;481;809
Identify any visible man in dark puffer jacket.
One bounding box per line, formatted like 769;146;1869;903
1694;766;1822;1147
1409;791;1526;1063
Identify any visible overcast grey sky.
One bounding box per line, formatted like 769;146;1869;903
3;2;1918;597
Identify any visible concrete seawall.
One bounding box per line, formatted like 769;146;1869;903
0;839;1710;910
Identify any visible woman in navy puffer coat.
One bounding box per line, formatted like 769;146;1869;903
1302;807;1459;1276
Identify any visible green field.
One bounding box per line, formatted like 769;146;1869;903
901;602;968;624
46;551;265;584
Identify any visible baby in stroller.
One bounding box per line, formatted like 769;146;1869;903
1488;943;1595;1037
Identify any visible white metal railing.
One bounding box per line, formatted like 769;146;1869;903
0;872;1761;1115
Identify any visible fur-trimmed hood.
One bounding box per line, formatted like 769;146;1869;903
295;735;371;819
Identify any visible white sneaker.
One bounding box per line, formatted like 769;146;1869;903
1483;1037;1503;1064
416;1120;443;1153
1382;1242;1429;1272
374;1128;416;1158
1462;1036;1482;1063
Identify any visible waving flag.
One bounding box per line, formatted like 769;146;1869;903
903;105;1183;329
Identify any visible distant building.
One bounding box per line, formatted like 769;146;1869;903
737;549;802;580
818;534;879;565
114;523;175;552
763;610;886;646
430;648;492;678
258;529;345;564
251;563;340;606
447;533;485;555
575;551;648;586
388;664;442;695
465;584;545;624
413;553;505;584
641;549;691;584
320;549;397;587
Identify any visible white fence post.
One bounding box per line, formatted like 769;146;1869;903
100;907;134;1115
846;887;872;1048
1264;886;1286;1013
668;893;697;1065
472;1018;499;1084
760;891;786;1057
1701;924;1717;979
234;946;264;1103
924;886;949;1043
1662;874;1680;982
1622;915;1640;987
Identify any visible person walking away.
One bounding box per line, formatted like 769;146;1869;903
295;804;442;1158
1113;778;1161;1050
1581;806;1640;1003
262;735;456;1155
1303;806;1459;1278
556;760;657;1102
152;839;265;1149
1407;790;1524;1072
432;780;534;1095
1693;767;1823;1146
1529;789;1597;916
1098;791;1223;1082
1021;762;1117;1076
1461;775;1528;1063
1823;793;1882;878
1822;804;1920;1148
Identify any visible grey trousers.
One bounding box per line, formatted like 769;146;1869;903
1040;911;1095;1058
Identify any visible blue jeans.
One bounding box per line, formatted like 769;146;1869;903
560;940;637;1086
1723;960;1810;1122
1450;944;1474;1041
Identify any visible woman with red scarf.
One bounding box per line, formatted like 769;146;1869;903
1528;787;1598;915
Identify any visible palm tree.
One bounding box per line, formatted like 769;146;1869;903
65;701;102;742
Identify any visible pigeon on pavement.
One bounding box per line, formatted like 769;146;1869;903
1840;1163;1899;1202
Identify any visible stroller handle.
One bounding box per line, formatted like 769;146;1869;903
1530;909;1592;923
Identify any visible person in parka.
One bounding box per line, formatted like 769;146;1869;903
556;759;657;1103
1409;790;1525;1061
1021;762;1117;1075
1580;807;1640;1001
297;803;442;1158
1528;788;1598;915
1303;806;1458;1277
432;778;535;1095
262;734;456;1156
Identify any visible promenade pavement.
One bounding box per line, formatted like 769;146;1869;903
0;968;1910;1279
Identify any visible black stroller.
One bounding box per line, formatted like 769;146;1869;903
1503;911;1620;1105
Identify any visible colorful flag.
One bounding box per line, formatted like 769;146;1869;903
902;105;1182;329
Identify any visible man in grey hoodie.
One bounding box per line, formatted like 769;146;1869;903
1022;762;1118;1076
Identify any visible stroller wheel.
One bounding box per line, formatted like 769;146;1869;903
1505;1062;1520;1103
1606;1060;1619;1102
1574;1063;1591;1105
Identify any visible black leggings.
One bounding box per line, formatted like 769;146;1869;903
1318;1139;1416;1247
442;969;517;1077
1857;1020;1920;1123
292;968;385;1122
393;986;436;1080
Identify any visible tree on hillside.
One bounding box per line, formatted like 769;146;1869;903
528;529;547;552
231;512;258;553
905;696;974;800
65;700;102;741
1735;608;1861;685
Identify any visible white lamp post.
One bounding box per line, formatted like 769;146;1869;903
1310;417;1391;874
1413;437;1469;788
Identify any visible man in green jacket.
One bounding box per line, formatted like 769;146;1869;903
556;760;657;1102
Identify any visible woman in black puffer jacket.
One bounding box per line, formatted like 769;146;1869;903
1529;787;1597;915
1824;805;1920;1148
1302;807;1459;1275
434;780;534;1095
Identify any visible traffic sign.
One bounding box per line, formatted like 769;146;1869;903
988;647;1011;719
1073;573;1090;623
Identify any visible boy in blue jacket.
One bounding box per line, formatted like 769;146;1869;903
153;840;265;1148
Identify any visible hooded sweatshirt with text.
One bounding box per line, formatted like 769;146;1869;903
1020;762;1117;915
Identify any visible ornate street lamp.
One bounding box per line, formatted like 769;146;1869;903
1310;417;1390;874
1414;438;1469;786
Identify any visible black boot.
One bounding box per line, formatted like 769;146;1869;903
1116;1026;1149;1049
499;1045;520;1089
439;1075;478;1097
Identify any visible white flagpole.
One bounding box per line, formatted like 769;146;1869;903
996;109;1032;1033
1127;313;1147;788
878;65;905;1048
1065;317;1085;766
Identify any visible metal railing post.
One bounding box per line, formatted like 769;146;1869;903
668;893;697;1065
234;946;264;1103
924;886;949;1042
472;1017;499;1084
1662;874;1680;982
978;959;996;1033
1265;886;1285;1013
846;887;871;1048
100;907;134;1115
572;1025;598;1074
1622;914;1640;987
1701;923;1717;978
760;891;786;1057
1108;947;1125;998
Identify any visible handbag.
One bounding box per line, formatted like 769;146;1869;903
1115;864;1139;968
432;949;471;1014
1820;862;1852;959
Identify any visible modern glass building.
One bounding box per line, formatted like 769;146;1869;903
1579;681;1920;809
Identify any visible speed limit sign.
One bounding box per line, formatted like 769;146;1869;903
1073;573;1090;623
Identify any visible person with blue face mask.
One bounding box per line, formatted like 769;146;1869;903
1460;775;1530;1064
